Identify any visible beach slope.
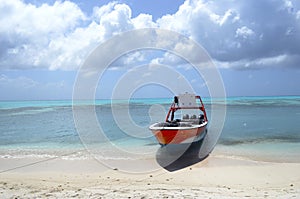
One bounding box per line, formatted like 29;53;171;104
0;153;299;198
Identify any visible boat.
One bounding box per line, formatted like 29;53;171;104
149;93;208;146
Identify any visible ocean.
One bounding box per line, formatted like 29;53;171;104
0;96;300;163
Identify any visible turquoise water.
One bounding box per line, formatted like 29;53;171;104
0;96;300;162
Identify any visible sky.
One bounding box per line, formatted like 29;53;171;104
0;0;300;100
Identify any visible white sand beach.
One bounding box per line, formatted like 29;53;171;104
0;150;299;199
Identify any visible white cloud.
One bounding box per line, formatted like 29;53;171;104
0;0;86;70
150;52;181;66
297;10;300;19
0;1;138;70
132;14;157;29
0;0;300;70
109;51;146;69
156;0;300;69
216;54;300;69
123;51;145;65
235;26;255;39
283;0;294;13
95;3;134;37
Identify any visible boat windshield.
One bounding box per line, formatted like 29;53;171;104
173;109;200;120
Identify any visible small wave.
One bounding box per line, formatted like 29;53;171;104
0;154;58;159
8;107;55;116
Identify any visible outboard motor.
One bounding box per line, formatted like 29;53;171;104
199;114;205;124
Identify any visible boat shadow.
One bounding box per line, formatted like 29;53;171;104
155;140;208;172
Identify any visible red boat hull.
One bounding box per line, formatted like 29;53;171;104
151;125;207;145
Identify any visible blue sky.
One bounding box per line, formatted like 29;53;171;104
0;0;300;100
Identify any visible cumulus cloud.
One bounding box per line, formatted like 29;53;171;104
0;1;148;70
0;0;87;70
235;26;255;39
156;0;300;68
0;0;300;70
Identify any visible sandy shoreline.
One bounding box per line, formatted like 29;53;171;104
0;151;299;198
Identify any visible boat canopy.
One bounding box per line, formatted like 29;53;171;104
176;93;197;108
166;93;207;122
